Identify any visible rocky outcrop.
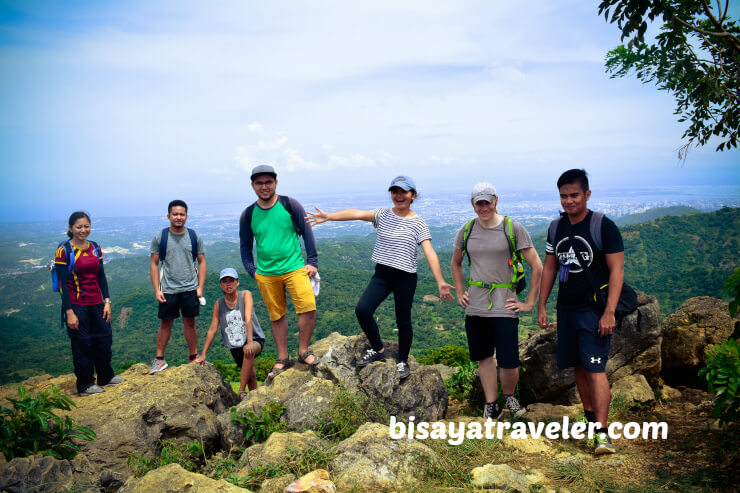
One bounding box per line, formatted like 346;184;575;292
518;291;662;405
0;454;103;493
329;422;438;491
220;332;448;442
118;463;251;492
612;374;655;403
1;362;236;480
471;464;531;492
285;469;336;493
662;296;737;371
237;431;323;474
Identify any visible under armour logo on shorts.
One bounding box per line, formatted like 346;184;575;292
590;357;601;364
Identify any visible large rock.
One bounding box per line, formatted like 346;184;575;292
0;454;100;493
612;374;655;403
329;422;438;491
6;363;237;479
237;431;323;475
471;463;531;492
118;463;251;492
518;291;661;404
226;333;448;436
662;296;737;371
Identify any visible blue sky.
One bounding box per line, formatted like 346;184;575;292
1;0;738;221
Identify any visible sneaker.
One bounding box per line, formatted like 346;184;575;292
594;432;616;455
189;354;200;363
483;401;504;420
504;395;526;418
397;361;410;379
149;358;168;374
79;384;105;396
356;349;385;368
104;375;126;386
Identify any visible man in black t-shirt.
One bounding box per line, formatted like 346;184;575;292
538;169;624;455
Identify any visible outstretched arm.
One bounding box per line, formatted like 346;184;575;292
196;302;220;364
420;239;455;301
239;209;257;278
450;248;469;308
305;207;375;225
599;251;624;336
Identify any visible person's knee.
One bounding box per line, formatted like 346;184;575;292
355;303;372;320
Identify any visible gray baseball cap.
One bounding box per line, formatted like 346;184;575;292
471;182;497;204
250;165;277;181
219;267;239;280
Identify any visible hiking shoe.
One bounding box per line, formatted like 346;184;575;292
397;361;410;379
505;395;526;418
483;401;504;420
594;432;616;455
149;358;168;374
104;375;126;386
79;384;105;396
356;349;385;368
189;354;200;363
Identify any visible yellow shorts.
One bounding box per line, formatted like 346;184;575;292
255;267;316;321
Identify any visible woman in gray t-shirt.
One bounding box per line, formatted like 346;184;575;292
451;182;543;420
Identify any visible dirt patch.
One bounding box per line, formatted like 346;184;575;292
118;306;132;329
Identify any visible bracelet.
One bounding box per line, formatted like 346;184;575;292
104;300;111;304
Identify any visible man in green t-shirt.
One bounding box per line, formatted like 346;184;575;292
239;165;319;380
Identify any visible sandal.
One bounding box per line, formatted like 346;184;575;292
238;390;249;401
297;349;318;368
266;358;292;380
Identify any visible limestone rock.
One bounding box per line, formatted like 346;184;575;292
660;385;682;401
662;296;738;370
285;469;336;493
612;374;655;403
470;463;531;492
260;473;296;493
238;431;322;474
519;291;661;404
330;422;438;491
0;454;97;493
118;463;251;492
501;433;555;455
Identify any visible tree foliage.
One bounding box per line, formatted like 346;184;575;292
599;0;740;157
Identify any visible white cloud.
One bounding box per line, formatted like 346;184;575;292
248;122;264;133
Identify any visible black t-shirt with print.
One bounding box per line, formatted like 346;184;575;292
545;210;624;310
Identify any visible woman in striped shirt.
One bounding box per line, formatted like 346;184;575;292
306;176;454;379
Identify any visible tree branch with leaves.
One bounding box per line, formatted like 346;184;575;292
599;0;739;159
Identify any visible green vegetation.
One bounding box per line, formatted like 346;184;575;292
0;385;96;460
417;344;470;367
699;338;740;425
127;439;206;477
444;362;477;402
230;402;287;445
312;387;391;441
225;446;335;491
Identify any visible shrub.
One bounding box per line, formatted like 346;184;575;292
417;345;470;367
0;385;96;460
231;401;287;444
699;338;740;425
445;362;477;401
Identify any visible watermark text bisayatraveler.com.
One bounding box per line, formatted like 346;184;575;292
388;416;668;446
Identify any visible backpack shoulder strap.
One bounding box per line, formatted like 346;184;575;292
589;211;604;252
503;216;516;256
244;203;257;233
548;217;561;245
186;228;198;262
63;240;74;274
159;228;169;262
461;218;476;266
277;195;301;235
88;240;100;258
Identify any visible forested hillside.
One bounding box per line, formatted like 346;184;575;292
1;207;737;384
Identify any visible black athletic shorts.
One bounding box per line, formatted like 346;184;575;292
464;316;520;368
556;308;611;372
229;338;265;368
158;290;199;320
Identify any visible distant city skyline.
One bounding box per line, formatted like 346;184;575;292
1;1;738;222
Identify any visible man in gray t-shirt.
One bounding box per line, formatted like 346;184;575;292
148;200;206;374
451;182;543;421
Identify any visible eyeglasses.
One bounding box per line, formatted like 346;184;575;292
253;180;275;187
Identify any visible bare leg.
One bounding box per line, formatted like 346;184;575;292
156;319;175;357
477;356;499;403
240;342;261;392
575;366;611;426
271;315;289;364
297;310;317;364
499;368;519;395
182;316;199;356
